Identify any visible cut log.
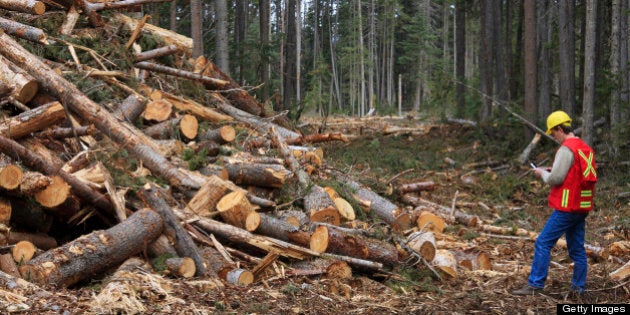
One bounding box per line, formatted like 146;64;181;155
517;133;542;164
34;175;70;208
83;0;171;12
609;260;630;282
223;162;288;189
112;94;147;123
333;197;355;221
59;5;79;35
415;210;445;233
225;268;254;285
277;210;309;227
216;190;261;232
0;30;200;190
0;17;48;44
310;225;398;266
396;181;435;194
139;183;208;276
0;54;38;103
431;249;458;278
406;231;436;261
0;101;65;139
143;114;198;140
401;194;478;227
304;185;340;225
164;257;195;278
140;84;233;122
147;234;177;258
198;125;236;144
19;209;163;287
33;124;97;140
142;99;173;122
179;210;318;260
453;250;491;271
12;240;36;263
135;61;228;87
0;197;10;225
256;213;310;248
135;45;180;62
194;140;221;156
289;258;352;280
0;164;22;190
0;0;45;14
332;173;411;231
609;241;630;257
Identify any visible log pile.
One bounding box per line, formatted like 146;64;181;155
0;3;627;312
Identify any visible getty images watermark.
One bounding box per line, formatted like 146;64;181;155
557;304;627;314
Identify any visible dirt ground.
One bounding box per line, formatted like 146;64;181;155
4;118;629;314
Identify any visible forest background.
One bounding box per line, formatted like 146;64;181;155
154;0;628;153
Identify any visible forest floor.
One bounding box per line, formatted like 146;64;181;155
10;115;628;314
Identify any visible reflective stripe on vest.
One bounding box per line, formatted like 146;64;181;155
561;189;569;208
578;150;597;178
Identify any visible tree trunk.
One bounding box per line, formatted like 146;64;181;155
558;0;576;117
258;0;270;101
0;30;200;190
19;209;162;287
197;125;235;143
215;0;229;73
143;114;198;140
223;162;288;189
190;0;203;57
581;0;597;146
135;45;180;62
112;94;147;123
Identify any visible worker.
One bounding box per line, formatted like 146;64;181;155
512;110;597;296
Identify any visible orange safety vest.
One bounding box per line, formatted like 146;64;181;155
548;138;597;212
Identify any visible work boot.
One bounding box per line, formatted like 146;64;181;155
511;284;542;296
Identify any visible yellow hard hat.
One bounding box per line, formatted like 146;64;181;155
546;110;572;134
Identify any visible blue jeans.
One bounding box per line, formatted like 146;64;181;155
528;210;588;292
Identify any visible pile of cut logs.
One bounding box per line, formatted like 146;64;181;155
0;2;628;310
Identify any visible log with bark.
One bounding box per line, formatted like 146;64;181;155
223;162;289;189
19;209;163;287
0;17;48;44
609;260;630;282
139;84;233;122
143;114;198;140
330;171;411;231
0;54;38;103
304;185;340;225
0;30;200;190
310;225;399;266
139;183;208;276
135;45;180;62
0;0;45;15
112;94;147;123
135;61;228;88
0;101;65;139
405;231;437;261
216;190;260;232
401;194;478;227
0;163;22;190
198;125;236;144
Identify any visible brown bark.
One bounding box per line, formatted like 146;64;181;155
223;162;288;188
17;170;52;195
139;183;208;276
179;211;318;260
135;61;228;88
0;17;48;44
0;101;65;139
34;124;97;140
198;125;235;143
311;225;399;266
8;197;53;233
135;45;180;62
0;253;20;277
139;84;232;122
19;208;163;287
112;94;147;123
6;231;57;250
193;140;221;156
216;191;261;232
0;0;45;14
147;234;177;258
0;54;38;103
0;30;200;190
401;194;479;227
